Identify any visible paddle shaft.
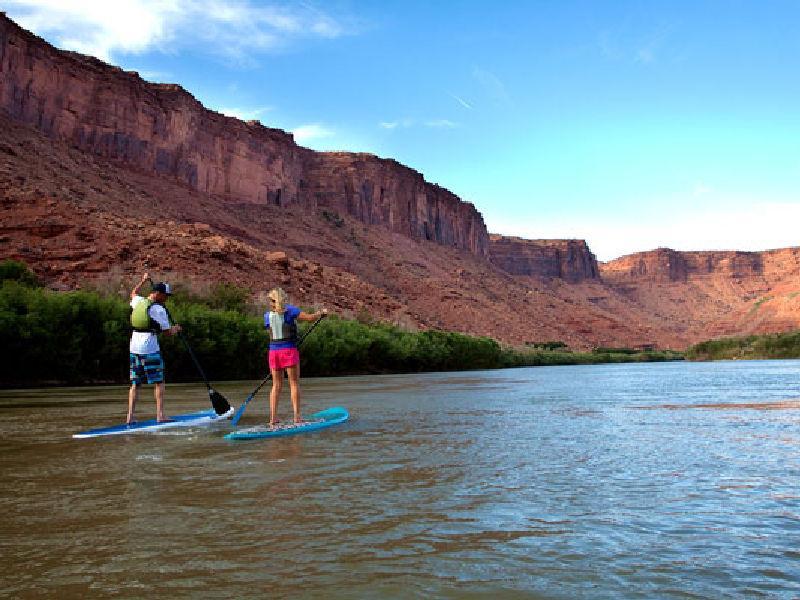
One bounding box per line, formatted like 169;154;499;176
159;303;212;388
230;313;327;426
177;333;212;389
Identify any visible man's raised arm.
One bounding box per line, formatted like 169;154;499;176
130;272;150;300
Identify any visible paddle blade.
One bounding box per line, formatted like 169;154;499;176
209;389;232;416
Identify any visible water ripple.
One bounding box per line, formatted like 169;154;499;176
1;362;800;597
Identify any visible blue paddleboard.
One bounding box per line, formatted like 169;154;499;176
225;407;349;440
73;407;234;439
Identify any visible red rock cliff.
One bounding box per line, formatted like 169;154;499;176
0;12;488;255
488;235;600;282
601;247;800;283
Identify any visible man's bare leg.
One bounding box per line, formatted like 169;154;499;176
155;382;168;422
127;383;139;424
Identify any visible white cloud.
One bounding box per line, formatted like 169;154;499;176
425;119;458;129
217;106;274;122
379;118;414;130
379;118;458;130
136;70;172;82
292;123;334;145
3;0;353;64
449;93;473;110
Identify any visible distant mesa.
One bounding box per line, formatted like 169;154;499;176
489;235;600;282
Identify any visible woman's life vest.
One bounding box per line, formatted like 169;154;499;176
130;298;161;334
267;310;298;344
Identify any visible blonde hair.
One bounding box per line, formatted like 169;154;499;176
268;287;288;313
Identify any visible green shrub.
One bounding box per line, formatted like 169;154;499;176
0;284;685;386
687;331;800;361
0;259;40;287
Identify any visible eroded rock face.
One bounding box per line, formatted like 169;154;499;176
600;248;799;283
488;235;600;282
0;13;488;256
601;248;689;283
307;154;488;255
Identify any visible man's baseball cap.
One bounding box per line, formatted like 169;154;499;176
152;282;173;295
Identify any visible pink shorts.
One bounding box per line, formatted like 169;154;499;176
268;348;300;370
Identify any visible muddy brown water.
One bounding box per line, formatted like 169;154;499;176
2;360;799;598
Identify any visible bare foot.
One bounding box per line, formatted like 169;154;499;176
157;417;173;423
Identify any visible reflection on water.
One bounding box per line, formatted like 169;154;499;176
1;360;800;598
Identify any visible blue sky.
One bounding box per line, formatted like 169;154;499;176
5;1;800;260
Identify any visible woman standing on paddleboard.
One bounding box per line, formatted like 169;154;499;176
265;288;326;426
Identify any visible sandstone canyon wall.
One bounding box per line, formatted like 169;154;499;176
600;247;800;342
3;12;800;350
0;12;487;256
488;235;600;282
601;247;800;284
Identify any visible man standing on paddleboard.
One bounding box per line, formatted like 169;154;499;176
128;272;182;424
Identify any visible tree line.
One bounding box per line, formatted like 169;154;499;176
686;331;800;361
0;260;683;387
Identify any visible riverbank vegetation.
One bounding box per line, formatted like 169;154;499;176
686;331;800;361
0;260;683;386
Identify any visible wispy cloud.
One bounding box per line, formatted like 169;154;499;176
379;118;414;130
136;69;172;82
217;106;274;122
3;0;356;64
598;23;674;66
379;118;458;130
472;66;510;106
449;93;473;110
692;182;713;198
597;29;625;61
635;27;670;65
292;123;335;145
425;119;458;129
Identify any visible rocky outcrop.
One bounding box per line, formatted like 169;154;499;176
488;235;600;282
307;154;487;255
601;248;690;283
601;248;800;283
0;13;488;255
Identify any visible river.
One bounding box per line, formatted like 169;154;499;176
1;360;799;598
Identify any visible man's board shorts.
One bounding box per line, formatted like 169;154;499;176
130;352;165;385
269;348;300;370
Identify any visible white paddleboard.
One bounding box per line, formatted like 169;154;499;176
73;407;234;439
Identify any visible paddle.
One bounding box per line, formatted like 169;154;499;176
230;312;327;426
147;278;232;416
175;331;233;416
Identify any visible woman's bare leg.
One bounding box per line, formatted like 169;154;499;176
287;364;302;423
269;369;283;426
